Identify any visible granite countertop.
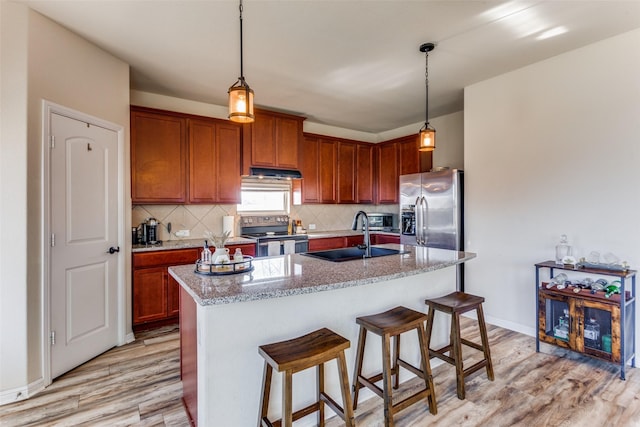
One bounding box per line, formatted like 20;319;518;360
132;237;257;253
169;244;475;306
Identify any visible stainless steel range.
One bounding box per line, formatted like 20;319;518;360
240;215;309;257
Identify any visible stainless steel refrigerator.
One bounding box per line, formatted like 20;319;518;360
400;169;465;290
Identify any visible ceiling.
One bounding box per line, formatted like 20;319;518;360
19;1;640;134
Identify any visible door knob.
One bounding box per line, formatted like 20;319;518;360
108;246;120;254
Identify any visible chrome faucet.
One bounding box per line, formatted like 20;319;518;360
352;211;371;258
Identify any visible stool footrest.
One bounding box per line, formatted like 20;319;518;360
461;338;483;352
320;392;347;421
463;360;488;377
356;374;384;399
396;358;424;379
392;388;432;415
429;348;455;366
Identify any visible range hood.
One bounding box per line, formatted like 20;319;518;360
249;167;302;179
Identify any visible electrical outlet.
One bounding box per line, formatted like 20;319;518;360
308;224;316;230
175;229;190;237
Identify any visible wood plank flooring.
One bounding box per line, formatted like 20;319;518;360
1;319;638;426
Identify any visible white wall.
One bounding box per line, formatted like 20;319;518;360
0;3;130;403
464;29;640;340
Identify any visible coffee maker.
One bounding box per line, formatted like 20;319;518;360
139;218;159;244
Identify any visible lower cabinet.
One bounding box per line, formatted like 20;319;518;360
309;234;397;251
371;234;400;244
308;237;345;251
132;248;198;329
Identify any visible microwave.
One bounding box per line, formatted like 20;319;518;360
365;213;395;231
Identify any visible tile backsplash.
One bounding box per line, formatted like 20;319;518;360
132;204;399;242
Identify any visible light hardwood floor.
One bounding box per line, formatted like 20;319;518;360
1;320;638;426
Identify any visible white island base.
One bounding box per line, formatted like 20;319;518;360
173;246;475;426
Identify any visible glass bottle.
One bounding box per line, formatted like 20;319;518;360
584;317;601;349
555;234;572;264
554;308;569;341
233;248;244;262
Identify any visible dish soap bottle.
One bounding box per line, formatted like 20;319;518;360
555;234;571;264
201;240;211;264
233;248;244;262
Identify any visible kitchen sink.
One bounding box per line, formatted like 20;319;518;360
301;246;405;262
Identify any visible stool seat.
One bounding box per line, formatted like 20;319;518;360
353;306;436;427
425;291;494;400
425;291;485;313
258;328;354;427
259;328;350;373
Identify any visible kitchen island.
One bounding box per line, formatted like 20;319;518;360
169;244;476;426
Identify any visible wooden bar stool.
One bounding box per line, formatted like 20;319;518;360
424;291;494;400
258;328;355;427
352;306;437;427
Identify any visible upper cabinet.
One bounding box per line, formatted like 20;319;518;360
242;109;305;173
131;109;187;204
131;106;242;204
301;133;375;204
375;134;432;204
189;119;241;204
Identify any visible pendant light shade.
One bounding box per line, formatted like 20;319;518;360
418;42;435;152
228;0;254;123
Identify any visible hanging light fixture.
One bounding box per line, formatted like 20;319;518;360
418;42;435;152
228;0;254;123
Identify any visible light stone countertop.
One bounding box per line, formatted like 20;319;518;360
132;237;257;253
169;244;475;306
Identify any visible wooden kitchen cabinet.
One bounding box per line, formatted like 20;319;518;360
345;235;364;247
337;141;357;203
356;143;375;203
226;243;257;257
319;138;337;203
308;237;346;251
242;109;305;173
376;142;399;203
301;135;321;203
371;234;400;244
131;106;242;205
189;118;241;204
397;134;422;175
535;261;636;379
132;248;199;330
131;108;187;203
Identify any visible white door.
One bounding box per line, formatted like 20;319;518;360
50;112;119;379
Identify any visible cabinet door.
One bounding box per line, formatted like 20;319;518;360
301;136;320;203
356;143;374;204
319;139;337;203
275;117;300;169
376;142;399;203
538;290;573;349
576;299;620;362
375;234;400;244
251;112;277;167
337;142;357;203
215;123;242;203
398;135;421;175
345;235;364;247
133;267;168;325
189;119;217;203
308;237;345;251
189;119;241;204
131;110;187;203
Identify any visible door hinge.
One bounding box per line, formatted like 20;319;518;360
51;233;55;247
50;331;56;346
50;135;55;149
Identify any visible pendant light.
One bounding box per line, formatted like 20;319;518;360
228;0;254;123
418;42;435;152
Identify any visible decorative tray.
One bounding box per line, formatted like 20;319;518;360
194;256;254;276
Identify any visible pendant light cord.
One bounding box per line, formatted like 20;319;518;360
239;0;244;80
424;48;429;126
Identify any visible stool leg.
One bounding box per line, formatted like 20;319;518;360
282;370;293;427
352;326;367;410
381;333;395;427
258;362;272;427
477;304;495;381
416;324;437;415
337;351;356;427
451;313;465;400
425;307;435;358
392;334;400;389
317;362;325;426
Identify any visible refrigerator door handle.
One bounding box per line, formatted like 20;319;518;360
414;197;422;245
419;196;427;245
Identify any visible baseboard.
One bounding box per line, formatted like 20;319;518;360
464;312;535;337
125;331;135;344
0;377;45;407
